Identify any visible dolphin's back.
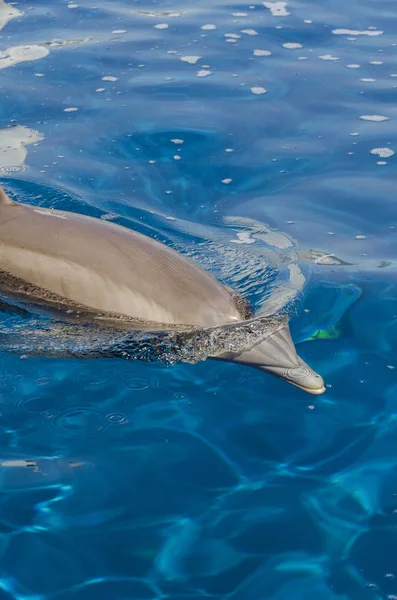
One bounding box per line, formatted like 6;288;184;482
0;190;244;327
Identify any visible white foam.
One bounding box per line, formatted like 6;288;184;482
250;86;267;94
201;24;216;30
370;147;395;158
180;55;201;64
263;2;290;16
254;49;272;56
360;115;389;121
0;125;44;172
0;0;22;32
283;42;302;49
319;54;339;61
0;44;49;70
332;28;383;36
196;69;212;77
231;231;256;244
241;29;258;35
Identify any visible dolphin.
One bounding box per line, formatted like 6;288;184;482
0;184;325;394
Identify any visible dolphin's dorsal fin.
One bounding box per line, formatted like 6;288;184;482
0;185;14;206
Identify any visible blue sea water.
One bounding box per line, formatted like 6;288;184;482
0;0;396;598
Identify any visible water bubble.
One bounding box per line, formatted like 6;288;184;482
106;413;128;424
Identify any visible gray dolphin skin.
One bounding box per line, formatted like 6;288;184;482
0;184;325;394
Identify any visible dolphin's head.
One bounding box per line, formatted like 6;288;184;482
213;322;325;394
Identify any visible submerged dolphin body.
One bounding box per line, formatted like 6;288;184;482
0;185;325;394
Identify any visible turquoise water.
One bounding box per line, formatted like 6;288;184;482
0;0;397;598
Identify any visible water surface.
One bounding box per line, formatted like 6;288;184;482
0;0;396;598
